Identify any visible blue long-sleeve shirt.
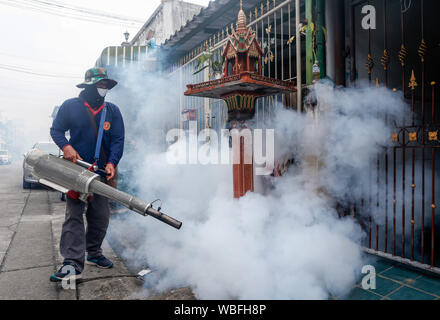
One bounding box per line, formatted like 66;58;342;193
50;97;125;169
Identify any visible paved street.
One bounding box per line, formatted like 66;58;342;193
0;162;144;300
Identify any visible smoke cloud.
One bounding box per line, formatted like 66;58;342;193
106;67;408;299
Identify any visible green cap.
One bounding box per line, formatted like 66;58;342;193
76;67;118;89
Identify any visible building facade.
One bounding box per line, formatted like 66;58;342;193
130;0;203;47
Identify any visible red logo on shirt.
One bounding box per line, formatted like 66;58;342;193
104;121;111;131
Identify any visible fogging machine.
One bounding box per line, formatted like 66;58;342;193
25;150;182;230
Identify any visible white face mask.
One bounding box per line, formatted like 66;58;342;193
97;88;108;97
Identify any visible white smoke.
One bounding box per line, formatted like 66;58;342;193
107;69;408;299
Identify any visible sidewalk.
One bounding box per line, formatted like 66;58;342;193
0;164;143;300
51;191;142;300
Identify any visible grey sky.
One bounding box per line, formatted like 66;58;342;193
0;0;210;145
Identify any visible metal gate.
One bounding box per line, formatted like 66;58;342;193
350;0;440;272
166;0;302;133
163;0;440;272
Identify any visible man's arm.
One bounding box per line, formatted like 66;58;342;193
50;102;71;150
50;101;82;163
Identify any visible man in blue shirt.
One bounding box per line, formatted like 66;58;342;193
49;68;125;282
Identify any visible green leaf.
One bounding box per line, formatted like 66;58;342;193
212;61;223;72
193;65;209;75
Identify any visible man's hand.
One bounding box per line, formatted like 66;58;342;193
105;163;115;181
62;145;82;163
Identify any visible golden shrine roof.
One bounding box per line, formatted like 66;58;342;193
223;1;263;57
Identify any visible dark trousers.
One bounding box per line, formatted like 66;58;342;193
60;194;110;272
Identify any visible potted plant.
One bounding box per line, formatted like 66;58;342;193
193;49;225;80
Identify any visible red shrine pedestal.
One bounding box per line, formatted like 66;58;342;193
184;5;296;198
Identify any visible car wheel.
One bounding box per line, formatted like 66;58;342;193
23;178;31;189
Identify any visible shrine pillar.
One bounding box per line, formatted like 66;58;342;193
223;93;257;198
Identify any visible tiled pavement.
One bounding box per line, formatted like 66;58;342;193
336;257;440;300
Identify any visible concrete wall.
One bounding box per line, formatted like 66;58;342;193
132;0;202;46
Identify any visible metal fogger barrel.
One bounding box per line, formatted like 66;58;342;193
26;150;182;230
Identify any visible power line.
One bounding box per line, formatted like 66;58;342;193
0;0;141;27
1;0;145;23
0;76;75;88
0;0;144;28
0;74;77;85
30;0;145;23
0;63;80;79
0;51;85;68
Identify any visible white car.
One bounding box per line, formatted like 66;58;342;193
0;150;11;165
23;142;63;189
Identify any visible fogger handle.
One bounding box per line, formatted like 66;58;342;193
76;160;107;175
146;207;182;230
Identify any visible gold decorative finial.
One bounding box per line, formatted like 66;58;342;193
365;53;374;74
409;132;417;142
237;0;247;31
398;44;407;67
409;70;418;90
429;131;438;141
418;39;427;62
381;49;390;71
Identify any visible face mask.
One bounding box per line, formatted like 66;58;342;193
97;88;108;97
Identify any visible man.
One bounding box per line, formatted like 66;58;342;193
49;67;125;282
